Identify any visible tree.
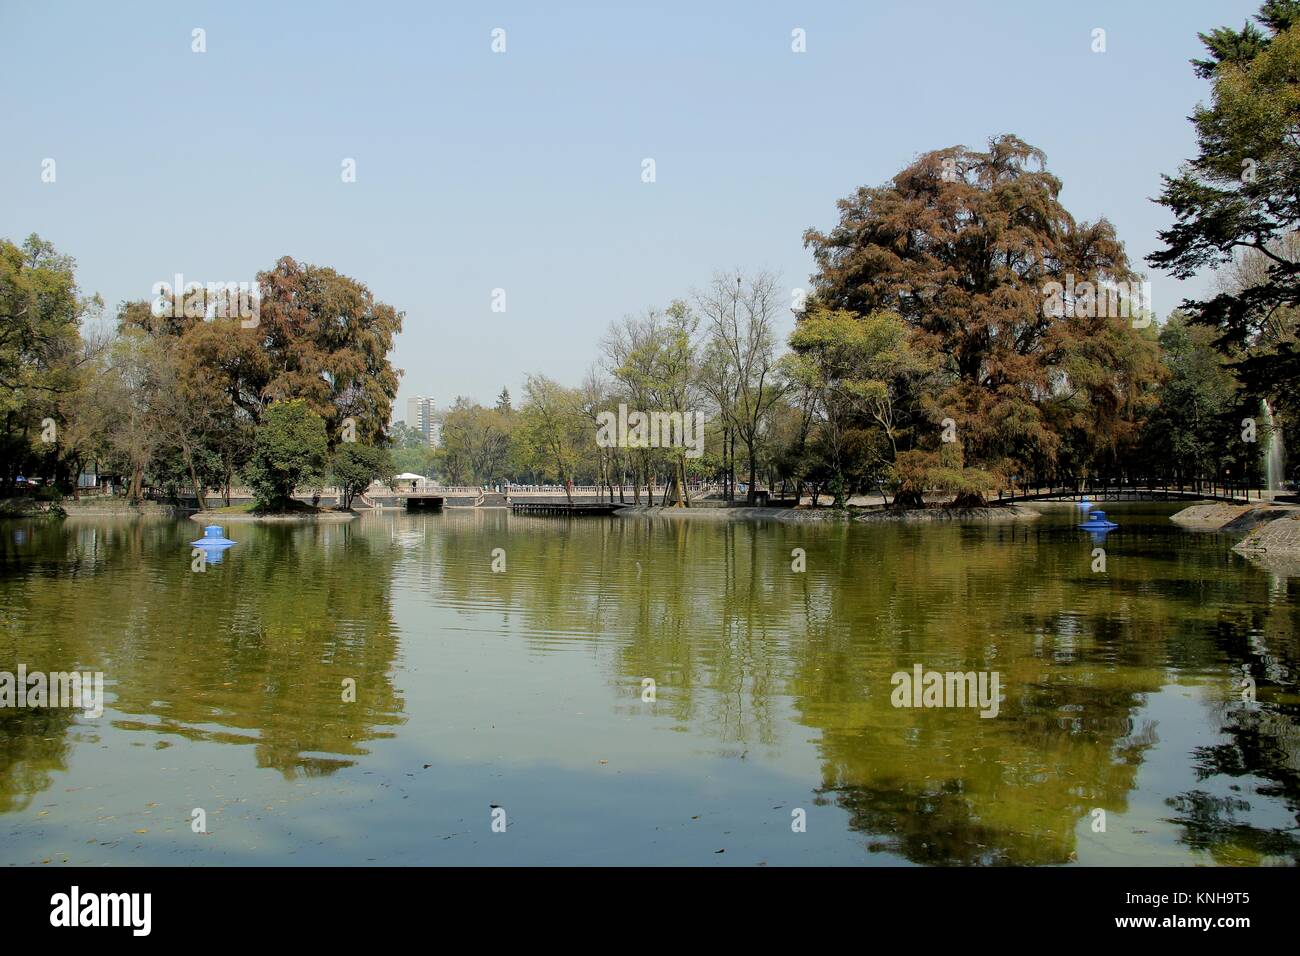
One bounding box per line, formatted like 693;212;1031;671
695;271;787;503
1139;312;1246;483
805;135;1159;503
786;307;937;506
0;235;100;492
146;335;232;510
436;398;513;485
601;302;702;505
389;421;434;478
518;375;587;503
602;313;661;504
390;421;425;448
255;256;403;446
53;328;115;498
1148;0;1300;473
243;399;329;509
101;326;159;501
332;443;393;508
654;302;700;506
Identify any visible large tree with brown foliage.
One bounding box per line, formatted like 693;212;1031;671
256;256;403;447
804;135;1159;504
102;256;402;499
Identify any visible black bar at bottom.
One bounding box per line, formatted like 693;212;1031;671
0;865;1283;942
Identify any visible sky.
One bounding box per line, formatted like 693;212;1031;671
0;0;1265;418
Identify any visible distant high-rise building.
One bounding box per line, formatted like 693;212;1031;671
406;396;438;447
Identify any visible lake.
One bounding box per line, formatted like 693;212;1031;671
1;504;1297;865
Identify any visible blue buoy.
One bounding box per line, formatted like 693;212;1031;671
1078;510;1118;530
190;525;235;565
191;525;236;547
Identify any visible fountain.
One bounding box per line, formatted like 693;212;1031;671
191;525;235;547
190;525;236;563
1261;399;1286;494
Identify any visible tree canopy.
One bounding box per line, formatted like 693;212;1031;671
1149;0;1300;404
805;135;1160;501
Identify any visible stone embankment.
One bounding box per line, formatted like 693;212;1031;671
1171;501;1300;574
1233;511;1300;554
1171;502;1300;540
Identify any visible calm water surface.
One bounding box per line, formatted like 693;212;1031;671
1;504;1297;866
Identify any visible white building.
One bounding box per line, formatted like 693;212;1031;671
405;396;439;447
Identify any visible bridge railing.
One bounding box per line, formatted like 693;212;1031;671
998;477;1264;503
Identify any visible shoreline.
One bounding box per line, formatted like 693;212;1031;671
1169;502;1300;570
616;504;852;522
189;509;359;523
614;503;1042;523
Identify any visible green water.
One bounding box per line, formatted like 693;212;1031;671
1;504;1297;866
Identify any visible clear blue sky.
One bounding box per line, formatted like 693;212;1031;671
0;0;1262;416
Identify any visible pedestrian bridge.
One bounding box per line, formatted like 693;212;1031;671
999;485;1272;505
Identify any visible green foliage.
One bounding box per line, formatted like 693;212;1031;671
389;421;427;450
1139;313;1251;480
437;397;514;485
332;443;393;508
0;235;99;492
518;375;588;501
243;400;329;509
1150;1;1300;409
391;445;435;479
786;307;938;503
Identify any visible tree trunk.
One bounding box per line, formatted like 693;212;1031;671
187;458;208;511
747;446;757;505
894;489;925;509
